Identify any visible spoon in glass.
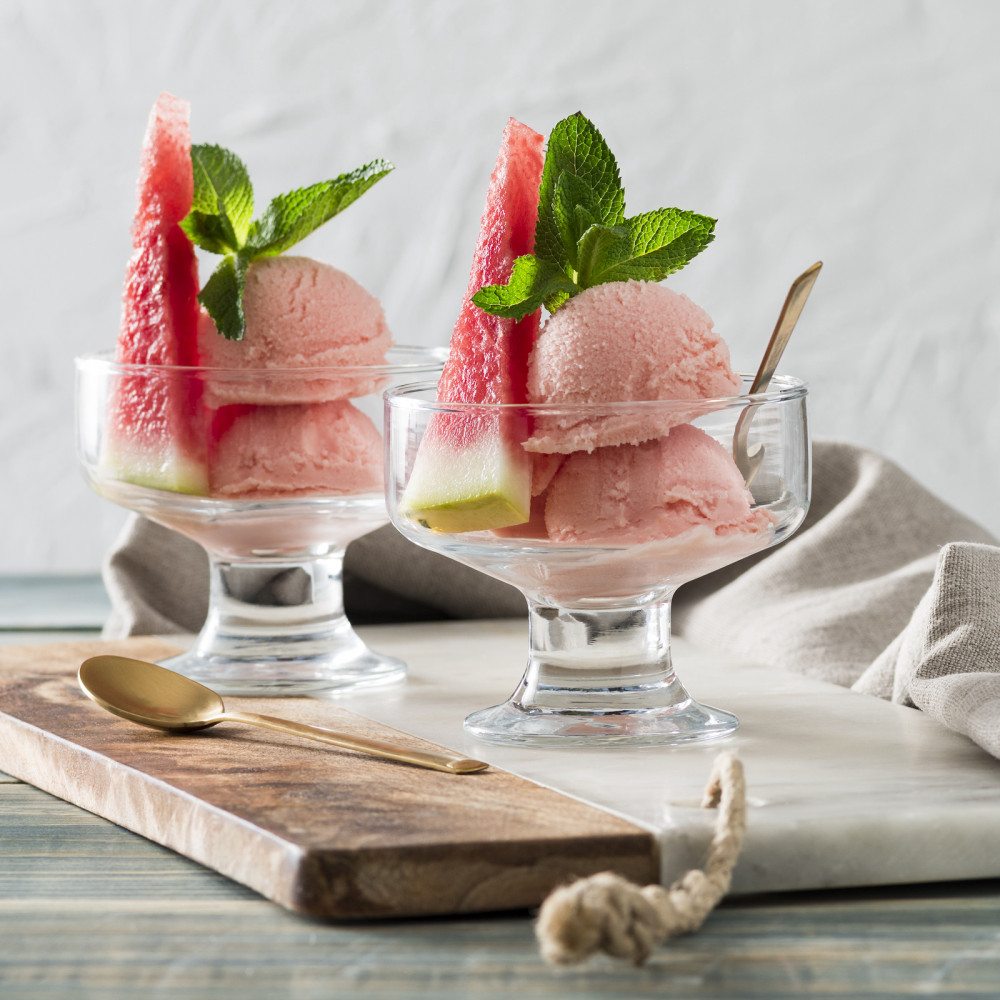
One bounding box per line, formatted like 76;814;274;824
733;260;822;487
78;655;488;774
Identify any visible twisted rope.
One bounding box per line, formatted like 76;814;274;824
535;751;747;966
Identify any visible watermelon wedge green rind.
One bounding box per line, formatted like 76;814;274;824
105;93;208;494
400;119;544;532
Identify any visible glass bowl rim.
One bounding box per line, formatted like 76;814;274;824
75;345;448;378
384;372;809;412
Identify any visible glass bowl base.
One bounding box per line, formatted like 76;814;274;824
463;697;738;748
159;645;406;697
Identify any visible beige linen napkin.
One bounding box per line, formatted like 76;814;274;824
102;441;1000;758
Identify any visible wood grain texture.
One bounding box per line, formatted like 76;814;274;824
0;638;657;919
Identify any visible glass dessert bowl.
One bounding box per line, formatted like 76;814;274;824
385;375;809;746
76;346;444;696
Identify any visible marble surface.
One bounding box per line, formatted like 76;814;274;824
336;619;1000;895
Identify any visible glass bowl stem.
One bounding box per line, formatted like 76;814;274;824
464;593;738;746
160;549;405;695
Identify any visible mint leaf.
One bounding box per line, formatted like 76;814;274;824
472;255;579;319
181;144;254;254
245;159;393;258
197;253;251;341
588;209;716;284
181;212;239;256
535;113;625;270
552;173;602;271
575;223;628;287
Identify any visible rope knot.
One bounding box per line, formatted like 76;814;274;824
535;751;747;966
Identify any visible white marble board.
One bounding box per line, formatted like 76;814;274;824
341;619;1000;895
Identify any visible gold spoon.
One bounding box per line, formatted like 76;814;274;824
733;261;822;487
78;655;488;775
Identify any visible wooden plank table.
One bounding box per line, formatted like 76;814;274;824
2;582;1000;996
5;764;1000;998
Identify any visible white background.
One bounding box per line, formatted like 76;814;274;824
3;0;999;574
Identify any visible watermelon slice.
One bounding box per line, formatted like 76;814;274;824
400;118;544;532
104;92;207;494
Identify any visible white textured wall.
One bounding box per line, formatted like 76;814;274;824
2;0;999;573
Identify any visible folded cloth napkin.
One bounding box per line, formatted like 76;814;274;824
102;441;1000;758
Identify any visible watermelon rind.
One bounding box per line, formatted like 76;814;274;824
99;442;210;496
399;118;543;533
400;431;531;533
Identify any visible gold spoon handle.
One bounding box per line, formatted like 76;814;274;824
220;710;488;774
733;261;822;474
749;260;822;395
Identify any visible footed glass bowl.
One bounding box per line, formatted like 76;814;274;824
76;347;444;696
385;376;809;746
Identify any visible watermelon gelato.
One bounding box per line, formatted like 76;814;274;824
515;277;772;548
197;256;392;405
512;292;770;547
543;425;771;545
208;400;383;498
524;280;741;454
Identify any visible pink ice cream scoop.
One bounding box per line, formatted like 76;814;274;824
543;423;773;545
198;256;392;404
524;280;741;454
208;399;383;499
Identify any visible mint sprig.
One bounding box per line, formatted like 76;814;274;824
472;113;715;320
181;145;393;340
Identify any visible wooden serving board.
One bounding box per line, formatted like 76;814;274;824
0;638;657;919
